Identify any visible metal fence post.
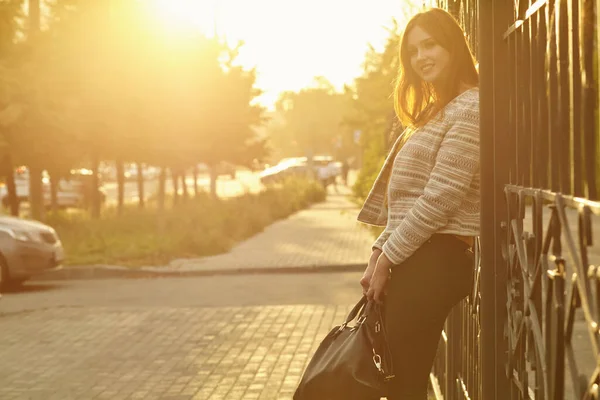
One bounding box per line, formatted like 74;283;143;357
479;0;511;398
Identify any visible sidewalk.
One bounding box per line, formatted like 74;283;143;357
0;287;357;400
38;183;374;280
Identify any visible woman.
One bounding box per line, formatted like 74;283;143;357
357;8;479;399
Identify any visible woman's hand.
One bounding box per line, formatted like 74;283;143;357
360;249;382;295
366;254;393;304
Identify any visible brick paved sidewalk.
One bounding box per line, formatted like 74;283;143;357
0;304;351;400
165;187;372;273
41;183;374;279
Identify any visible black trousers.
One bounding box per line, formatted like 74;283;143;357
384;234;474;399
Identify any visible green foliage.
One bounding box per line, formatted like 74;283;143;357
352;138;386;202
47;177;326;266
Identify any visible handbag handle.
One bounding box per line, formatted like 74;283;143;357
342;296;368;326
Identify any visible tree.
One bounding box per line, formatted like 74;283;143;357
0;0;25;216
2;0;271;215
43;0;157;215
175;40;267;198
272;77;351;161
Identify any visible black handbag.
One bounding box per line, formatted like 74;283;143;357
294;296;395;400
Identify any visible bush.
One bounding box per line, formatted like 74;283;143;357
352;138;386;203
47;177;326;267
352;139;387;239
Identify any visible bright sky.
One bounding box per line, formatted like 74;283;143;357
151;0;431;109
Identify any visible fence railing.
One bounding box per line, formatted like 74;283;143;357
431;1;600;399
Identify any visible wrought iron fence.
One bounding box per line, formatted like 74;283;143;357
431;1;600;399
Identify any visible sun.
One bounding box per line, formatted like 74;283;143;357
149;0;218;36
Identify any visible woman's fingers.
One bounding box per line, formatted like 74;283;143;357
373;287;383;304
367;275;386;304
360;262;375;293
359;275;370;290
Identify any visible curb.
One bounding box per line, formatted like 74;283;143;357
31;263;367;281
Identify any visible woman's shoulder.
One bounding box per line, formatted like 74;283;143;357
419;88;479;130
450;87;479;108
445;87;479;119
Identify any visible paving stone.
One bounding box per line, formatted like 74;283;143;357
0;304;349;399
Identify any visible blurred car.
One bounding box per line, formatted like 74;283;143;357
259;156;338;185
259;158;306;185
0;216;64;287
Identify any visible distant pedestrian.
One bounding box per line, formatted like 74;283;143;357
326;161;338;193
316;164;330;191
357;8;480;398
341;159;349;185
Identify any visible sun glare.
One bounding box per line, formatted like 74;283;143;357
149;0;217;36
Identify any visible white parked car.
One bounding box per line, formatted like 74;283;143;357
259;156;340;185
0;216;64;287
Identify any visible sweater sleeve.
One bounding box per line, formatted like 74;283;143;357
372;230;390;252
381;101;479;265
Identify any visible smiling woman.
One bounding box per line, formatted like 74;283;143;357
148;0;218;36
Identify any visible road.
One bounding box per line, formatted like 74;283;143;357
0;274;362;400
102;170;263;205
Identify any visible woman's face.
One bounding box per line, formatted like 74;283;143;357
406;25;451;86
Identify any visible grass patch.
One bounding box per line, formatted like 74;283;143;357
48;177;326;267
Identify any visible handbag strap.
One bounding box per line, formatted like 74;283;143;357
343;296;368;325
370;302;395;380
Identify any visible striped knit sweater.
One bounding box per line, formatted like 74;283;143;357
357;87;480;266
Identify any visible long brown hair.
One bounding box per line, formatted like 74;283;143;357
382;9;478;207
394;8;478;128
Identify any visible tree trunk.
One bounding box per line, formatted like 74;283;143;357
172;169;180;206
2;155;19;216
158;166;166;211
136;162;145;209
28;164;45;221
181;170;188;201
49;170;59;213
192;165;199;197
90;153;101;219
209;165;218;199
116;159;125;215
